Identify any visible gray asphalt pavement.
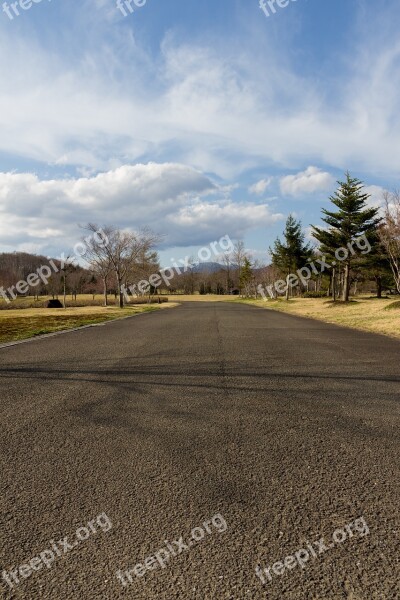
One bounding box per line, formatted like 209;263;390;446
0;301;399;599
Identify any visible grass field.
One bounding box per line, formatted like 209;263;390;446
0;294;168;310
0;303;176;345
239;296;400;339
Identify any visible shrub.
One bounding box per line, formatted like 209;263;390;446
47;299;64;308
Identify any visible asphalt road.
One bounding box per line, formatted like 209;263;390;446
0;302;399;600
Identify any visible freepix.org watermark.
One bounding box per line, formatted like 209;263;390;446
2;512;112;590
116;513;228;587
2;0;51;20
259;0;298;19
0;228;108;304
255;516;370;586
257;234;372;300
121;234;234;299
116;0;146;18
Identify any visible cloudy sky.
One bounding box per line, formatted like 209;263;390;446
0;0;399;265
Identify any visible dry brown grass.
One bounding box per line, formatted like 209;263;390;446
238;296;400;339
0;294;168;310
0;302;177;345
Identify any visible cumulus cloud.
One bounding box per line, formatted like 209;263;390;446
364;185;387;209
0;163;283;253
1;4;400;180
280;167;335;197
249;178;272;195
1;0;399;259
168;201;283;245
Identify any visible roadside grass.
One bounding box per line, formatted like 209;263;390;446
0;303;176;345
0;294;168;310
237;296;400;339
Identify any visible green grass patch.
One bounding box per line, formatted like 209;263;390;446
384;300;400;311
0;306;159;344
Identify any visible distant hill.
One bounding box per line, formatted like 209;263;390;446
191;262;227;273
163;262;231;273
160;262;262;274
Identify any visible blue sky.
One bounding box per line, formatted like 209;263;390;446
0;0;399;266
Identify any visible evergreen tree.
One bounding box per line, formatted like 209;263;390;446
362;229;393;298
312;173;381;302
239;257;253;297
270;215;312;300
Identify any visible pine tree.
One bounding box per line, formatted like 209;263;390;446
312;173;381;302
270;215;312;300
239;257;253;297
362;229;393;298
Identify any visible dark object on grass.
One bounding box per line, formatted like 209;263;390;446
46;299;64;308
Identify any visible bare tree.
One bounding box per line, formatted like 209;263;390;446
252;258;265;298
126;247;160;302
92;259;112;306
379;191;400;293
79;225;112;305
220;251;234;293
60;256;75;308
82;224;160;308
232;240;248;296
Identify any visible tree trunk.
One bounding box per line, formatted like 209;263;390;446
343;263;350;302
376;276;382;298
103;278;108;306
338;267;343;299
332;268;337;302
63;277;67;309
113;268;124;308
117;276;124;308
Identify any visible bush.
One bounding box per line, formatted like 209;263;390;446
47;299;64;308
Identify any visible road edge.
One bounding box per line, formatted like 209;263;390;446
0;306;174;351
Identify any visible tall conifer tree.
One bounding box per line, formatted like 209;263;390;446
312;173;380;301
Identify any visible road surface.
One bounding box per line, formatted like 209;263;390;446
0;302;399;599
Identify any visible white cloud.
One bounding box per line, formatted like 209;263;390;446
1;0;400;261
2;10;400;180
168;201;283;245
364;185;387;209
249;178;272;195
280;167;334;197
0;163;283;253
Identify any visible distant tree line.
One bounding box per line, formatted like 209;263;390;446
1;174;399;304
0;225;161;307
0;253;97;301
